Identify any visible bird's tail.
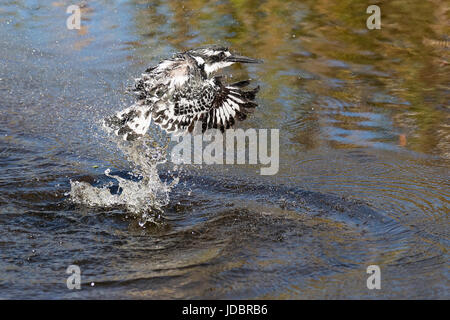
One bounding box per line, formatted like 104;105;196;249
103;103;153;141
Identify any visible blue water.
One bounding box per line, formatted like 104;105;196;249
0;0;448;299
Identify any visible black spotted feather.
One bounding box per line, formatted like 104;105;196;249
151;77;259;134
103;49;261;140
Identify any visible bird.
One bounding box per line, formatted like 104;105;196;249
103;45;263;141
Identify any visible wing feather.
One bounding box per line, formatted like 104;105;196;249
105;74;259;140
152;78;259;134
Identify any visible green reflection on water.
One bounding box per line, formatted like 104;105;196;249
128;0;449;157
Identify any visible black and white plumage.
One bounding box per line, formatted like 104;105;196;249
103;45;262;141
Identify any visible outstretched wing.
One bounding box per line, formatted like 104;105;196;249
103;78;259;140
152;78;259;134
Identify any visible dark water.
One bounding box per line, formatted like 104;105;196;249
0;0;448;299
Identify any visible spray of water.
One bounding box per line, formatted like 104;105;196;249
69;129;178;225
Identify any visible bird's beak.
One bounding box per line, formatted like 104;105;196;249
226;54;263;64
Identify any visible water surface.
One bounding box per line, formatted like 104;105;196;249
0;0;448;299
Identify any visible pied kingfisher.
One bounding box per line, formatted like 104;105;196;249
104;45;262;141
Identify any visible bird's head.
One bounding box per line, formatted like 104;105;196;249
187;45;262;76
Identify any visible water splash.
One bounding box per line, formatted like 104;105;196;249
69;132;178;225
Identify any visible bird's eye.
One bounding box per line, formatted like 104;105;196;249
218;52;226;59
